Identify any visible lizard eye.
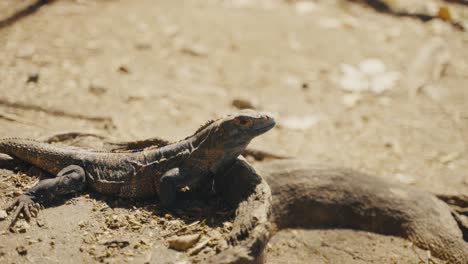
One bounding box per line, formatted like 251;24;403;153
233;117;253;127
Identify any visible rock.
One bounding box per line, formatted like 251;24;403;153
168;234;201;251
118;65;130;74
222;221;233;232
232;98;257;110
36;219;45;227
26;73;39;84
0;209;7;221
16;220;30;233
16;245;27;256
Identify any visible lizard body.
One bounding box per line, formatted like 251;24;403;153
0;110;275;225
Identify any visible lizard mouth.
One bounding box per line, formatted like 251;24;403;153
253;122;275;133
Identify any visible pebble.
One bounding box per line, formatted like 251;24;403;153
118;65;130;74
342;94;362;108
16;246;27;256
0;210;7;221
16;45;35;59
232;98;257;110
168;234;201;251
181;43;209;57
88;82;107;95
26;73;39;84
17;221;30;233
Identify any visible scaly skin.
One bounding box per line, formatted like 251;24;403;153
0;110;275;226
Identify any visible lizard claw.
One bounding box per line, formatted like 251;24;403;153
6;194;38;227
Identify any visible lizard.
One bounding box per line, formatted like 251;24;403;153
0;110;275;227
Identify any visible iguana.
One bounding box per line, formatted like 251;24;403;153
0;110;275;226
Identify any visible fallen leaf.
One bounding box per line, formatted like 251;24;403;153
437;6;452;22
339;59;400;94
359;59;386;76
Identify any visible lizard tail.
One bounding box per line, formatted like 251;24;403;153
0;137;83;175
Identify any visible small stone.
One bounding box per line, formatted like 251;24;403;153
283;75;302;89
88;82;107;95
0;210;7;220
439;152;461;165
118;65;130;74
168;234;201;251
17;221;30;233
16;245;27;256
181;43;209;57
232;98;257;110
36;219;45;227
16;45;35;59
26;73;39;84
104;240;130;249
162;25;179;38
342;94;362;108
222;222;233;232
287;241;297;248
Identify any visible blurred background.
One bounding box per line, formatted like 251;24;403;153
0;0;467;263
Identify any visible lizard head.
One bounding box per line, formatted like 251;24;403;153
219;110;276;141
196;110;276;151
189;110;275;172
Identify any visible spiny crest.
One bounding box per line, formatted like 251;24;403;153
107;137;173;153
194;119;217;134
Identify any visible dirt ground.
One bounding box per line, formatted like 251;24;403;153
0;0;467;263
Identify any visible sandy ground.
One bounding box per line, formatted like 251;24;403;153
0;0;467;263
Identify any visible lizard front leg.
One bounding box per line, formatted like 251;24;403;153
7;165;86;227
158;168;193;207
